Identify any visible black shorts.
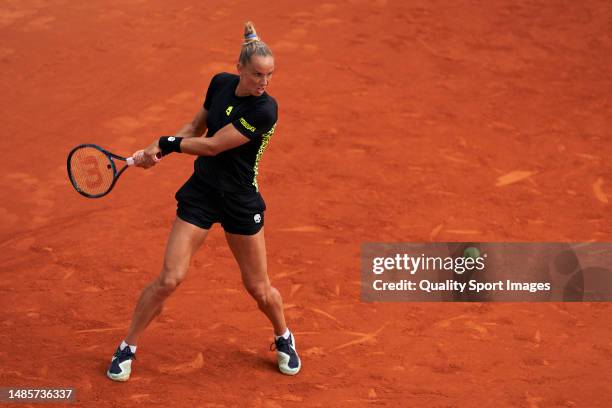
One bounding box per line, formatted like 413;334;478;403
175;174;266;235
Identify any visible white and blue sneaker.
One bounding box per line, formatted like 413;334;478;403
107;346;136;381
272;333;301;375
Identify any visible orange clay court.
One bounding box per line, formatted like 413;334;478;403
1;0;611;406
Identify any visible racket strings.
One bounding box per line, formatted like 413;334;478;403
69;147;115;195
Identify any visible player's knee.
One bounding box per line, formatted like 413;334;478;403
155;270;185;296
156;277;182;295
247;283;276;306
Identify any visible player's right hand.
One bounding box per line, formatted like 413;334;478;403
132;149;156;169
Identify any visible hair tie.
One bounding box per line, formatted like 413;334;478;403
245;33;258;40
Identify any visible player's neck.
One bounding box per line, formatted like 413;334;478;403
234;81;251;98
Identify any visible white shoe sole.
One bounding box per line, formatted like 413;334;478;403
279;361;301;376
107;370;130;381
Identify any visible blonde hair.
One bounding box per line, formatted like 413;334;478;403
239;21;272;66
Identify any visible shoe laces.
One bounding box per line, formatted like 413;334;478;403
270;335;292;354
114;347;136;359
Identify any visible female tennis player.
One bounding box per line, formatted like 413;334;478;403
107;22;301;381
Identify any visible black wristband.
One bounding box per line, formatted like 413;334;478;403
158;136;183;156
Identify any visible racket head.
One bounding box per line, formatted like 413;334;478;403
67;144;125;198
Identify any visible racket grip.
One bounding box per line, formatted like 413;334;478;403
127;151;161;166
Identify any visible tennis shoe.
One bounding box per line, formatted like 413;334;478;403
107;346;135;381
272;332;301;375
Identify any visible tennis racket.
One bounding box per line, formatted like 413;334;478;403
67;144;157;198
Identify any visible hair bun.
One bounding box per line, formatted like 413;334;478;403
243;21;260;44
238;21;272;65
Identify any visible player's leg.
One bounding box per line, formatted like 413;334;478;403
107;217;209;381
225;228;286;333
125;217;209;344
225;228;301;375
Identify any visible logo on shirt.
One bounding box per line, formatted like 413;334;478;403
254;214;261;224
239;117;256;132
225;106;233;116
252;123;276;191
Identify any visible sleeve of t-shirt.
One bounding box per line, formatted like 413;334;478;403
231;100;278;140
203;72;233;110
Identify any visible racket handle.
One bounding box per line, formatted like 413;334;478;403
127;151;161;167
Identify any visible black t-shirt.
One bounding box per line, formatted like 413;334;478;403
194;72;278;192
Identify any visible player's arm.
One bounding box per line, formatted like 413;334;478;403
175;107;208;138
141;122;250;162
179;123;249;156
176;107;273;156
132;107;209;168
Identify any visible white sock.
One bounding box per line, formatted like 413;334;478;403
120;340;137;353
275;328;290;340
